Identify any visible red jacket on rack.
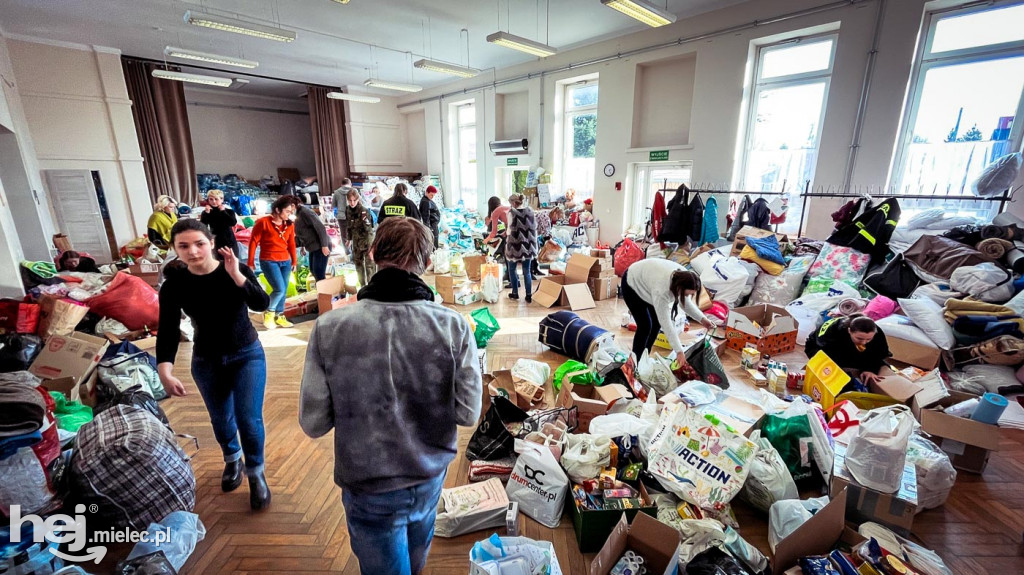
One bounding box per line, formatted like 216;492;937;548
651;191;666;241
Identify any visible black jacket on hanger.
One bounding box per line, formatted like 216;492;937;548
747;198;771;230
659;185;690;244
827;197;902;258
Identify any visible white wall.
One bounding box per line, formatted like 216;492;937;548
346;94;418;175
633;55;696;149
399;0;935;243
7;38;151;248
185;88;315;180
403;109;427;175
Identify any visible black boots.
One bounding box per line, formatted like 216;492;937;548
249;472;272;511
221;460;244;492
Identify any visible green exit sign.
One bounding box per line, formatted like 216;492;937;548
507;157;519;166
649;150;670;161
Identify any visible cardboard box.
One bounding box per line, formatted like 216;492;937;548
887;335;942;370
803;351;851;410
587;276;618;301
36;295;89;339
870;371;924;404
590;248;610;258
434;275;480;305
695;395;766;437
724;304;798;354
566;254;601;285
570;483;658;554
911;390;1001;473
532;275;595;310
316;276;346;316
463;254;487;282
557;379;630;433
40;376;80;402
127;262;161;287
771;488;848;575
730;226;790;257
29;332;109;384
590;512;681;575
831;444;918;534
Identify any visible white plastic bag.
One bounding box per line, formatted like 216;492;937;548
505;440;568;528
481;274;500;303
785;280;861;342
560;433;611;483
435;478;510;538
740;431;799;513
846;405;916;493
124;511;206;572
432;248;451;274
907;435;956;513
511;359;550;388
469;534;563;575
636;350;677;397
768;496;828;552
700;257;750;307
678;519;727;567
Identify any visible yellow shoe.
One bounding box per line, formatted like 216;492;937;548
274;314;294;328
263;312;276;330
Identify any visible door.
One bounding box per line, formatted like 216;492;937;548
44;170;112;264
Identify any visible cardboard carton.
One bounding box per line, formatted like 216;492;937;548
36;295;89;339
126;262;162;287
463;254;487;282
724;304;798;354
565;254;600;285
587;276;618;301
730;226;790;258
533;275;596;310
831;444;918;534
870;371;924;404
590;248;610;258
29;332;109;384
434;275;480;305
803;351;851;410
557;379;630;433
911;390;1001;473
590;512;681;575
771;488;848;575
316;276;346;316
40;376;80;402
886;335;941;370
569;483;657;553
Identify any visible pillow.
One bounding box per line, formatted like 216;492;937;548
972;152;1022;198
877;315;938;348
898;297;955;350
740;245;785;275
863;295;898;321
744;235;786;265
750;256;814;306
906;208;946;230
806;243;871;287
962;364;1022;395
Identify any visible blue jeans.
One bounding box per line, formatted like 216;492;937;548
191;341;267;474
341;474;446;575
260;259;291;313
308;249;328;282
508;259;533;298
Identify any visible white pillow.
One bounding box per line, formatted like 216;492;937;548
877;315;938;349
962;364;1023;394
898;298;955;350
972;152;1022;198
906;208;945;230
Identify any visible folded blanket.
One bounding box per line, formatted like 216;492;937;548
952;314;1024;340
468;456;517;483
976;237;1013;259
838;298;869;316
0;382;46;438
943;298;1016;324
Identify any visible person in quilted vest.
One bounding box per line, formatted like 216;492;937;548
505;193;538;303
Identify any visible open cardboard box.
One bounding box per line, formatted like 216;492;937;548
316;276;346;316
29;332;109;384
771;488;848;575
885;328;942;370
831;444;918;534
556;378;630;433
911;390;1002;473
724;304;798;354
569;482;657;553
533;274;596;310
590;512;681;575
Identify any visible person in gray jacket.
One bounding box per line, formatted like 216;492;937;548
291;201;332;281
299;216;481;575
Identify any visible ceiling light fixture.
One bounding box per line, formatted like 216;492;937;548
164;46;259;69
363;79;423;93
486;31;557;57
413;58;481;78
151;69;233;87
329;0;352;3
183;11;297;42
601;0;676;28
327;91;381;103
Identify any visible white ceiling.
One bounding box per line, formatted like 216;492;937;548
0;0;734;99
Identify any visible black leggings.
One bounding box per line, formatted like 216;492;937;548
621;271;661;360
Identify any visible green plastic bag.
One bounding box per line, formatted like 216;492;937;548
470;307;500;348
49;392;93;432
552;360;603;392
761;409;815;482
259;271;299;298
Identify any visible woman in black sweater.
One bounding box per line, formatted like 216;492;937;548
156;219;272;510
805;314;891;385
199;190;239;257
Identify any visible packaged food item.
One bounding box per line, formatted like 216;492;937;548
800;555;841;575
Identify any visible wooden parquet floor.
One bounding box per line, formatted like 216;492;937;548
137;286;1024;574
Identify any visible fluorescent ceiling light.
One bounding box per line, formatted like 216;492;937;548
151;69;233;87
164;46;259;69
601;0;676;28
363;79;423;93
183;10;296;42
486;31;557;57
330;0;351;3
413;58;481;78
327;91;381;103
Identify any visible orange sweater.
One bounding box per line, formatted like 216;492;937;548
247;216;297;267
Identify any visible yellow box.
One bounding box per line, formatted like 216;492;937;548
803;351;851;410
768;368;787;397
740;346;761;370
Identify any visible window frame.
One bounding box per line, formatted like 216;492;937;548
560;79;599;200
629;161;694;233
890;1;1024;202
738;33;838;194
453;101;477;208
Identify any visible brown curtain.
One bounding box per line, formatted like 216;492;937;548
307;86;350;194
122;58;198;205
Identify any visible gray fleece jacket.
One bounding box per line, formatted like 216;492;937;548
299;298;482;494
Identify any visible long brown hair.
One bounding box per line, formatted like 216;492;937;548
669;270;702;321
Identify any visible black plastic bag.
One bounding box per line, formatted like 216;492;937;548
0;333;43;372
466;396;528;461
685;336;729;389
686;547;752;575
862;252;920;299
95;383;170;427
117;551;178;575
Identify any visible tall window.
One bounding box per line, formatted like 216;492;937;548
892;2;1024;221
740;35;836;233
561;81;598;200
455;103;477;208
630;163;693;234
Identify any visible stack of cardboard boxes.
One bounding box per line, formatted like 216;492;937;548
534;250;619;310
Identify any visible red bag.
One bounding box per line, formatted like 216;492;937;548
87;272;160;331
0;299;41;334
613;238;645;277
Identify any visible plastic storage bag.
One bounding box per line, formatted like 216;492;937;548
700;257;750;307
560;433;611;483
505;440;569;528
906;435;956;513
636;350;678;397
432;248;451;274
481;273;501;303
761;402;816;482
48;392;93;432
470;307;501;348
846;405;916;493
740;430;799;513
552;360;601;392
435;478;510;538
768;496;829;552
469;533;563;575
511;359;550;388
87;272;160;330
123;511;206;572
